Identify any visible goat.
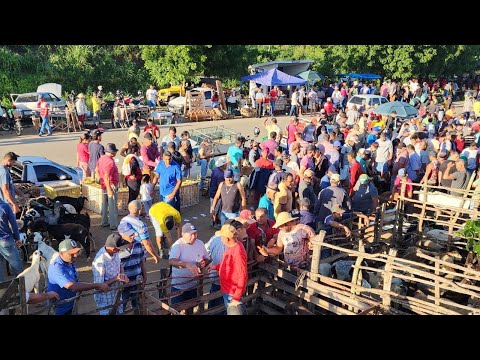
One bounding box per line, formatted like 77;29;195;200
32;232;59;267
57;205;91;230
51;196;87;214
28;220;92;259
16;250;46;294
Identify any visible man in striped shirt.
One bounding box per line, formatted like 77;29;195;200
118;223;147;311
119;200;160;264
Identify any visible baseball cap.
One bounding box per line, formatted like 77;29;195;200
359;174;370;184
58;239;81;253
328;165;338;174
333;141;342;147
105;232;129;249
438;151;448;159
215;156;227;167
331;204;345;214
266;181;278;191
216;224;237;239
182;223;197;234
118;222;135;237
224;169;234;178
364;149;372;156
239;209;256;224
330;173;341;183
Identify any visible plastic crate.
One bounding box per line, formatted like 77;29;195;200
44;181;81;200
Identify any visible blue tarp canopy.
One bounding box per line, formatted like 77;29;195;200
336;73;382;79
241;68;307;86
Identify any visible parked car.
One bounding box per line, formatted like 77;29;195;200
167;87;214;115
346;94;388;110
10;156;83;195
158;85;186;105
10;83;66;117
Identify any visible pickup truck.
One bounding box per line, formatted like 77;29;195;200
10;156;83;194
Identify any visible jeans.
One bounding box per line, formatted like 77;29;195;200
160;193;180;213
289;105;297;116
101;191;118;229
182;167;190;179
92;110;101;124
220;211;239;225
123;284;139;309
0;238;24;282
171;287;198;305
143;199;152;216
39;116;51;135
198;159;208;189
256;102;263;117
223;293;247;315
147;100;156;108
270;100;276;115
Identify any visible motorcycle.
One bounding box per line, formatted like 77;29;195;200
0;106;22;136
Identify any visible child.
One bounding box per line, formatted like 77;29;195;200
140;174;153;220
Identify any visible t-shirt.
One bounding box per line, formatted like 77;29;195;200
47;256;78;315
97;155;119;190
352;183;378;214
277;224;315;268
439;160;455;187
461;148;479;170
77;143;89;163
247;220;279;247
324;213;352;235
258;194;274;220
154;160;182;197
148;202;181;234
375;139;392;163
88;142;105;172
169;238;208;290
146;88;157;102
451;170;469;195
227;145;243;175
394;176;413;196
0;166;15;204
266;124;281;142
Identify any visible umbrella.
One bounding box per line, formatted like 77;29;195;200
374;101;418;118
296;70;325;84
240;68;307;86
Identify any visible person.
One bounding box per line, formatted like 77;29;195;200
75;93;87;130
139;174;153;219
119;200;160;264
92;233;130;315
88;129;105;180
25;291;59;304
315;173;352;225
257;211;315;269
286;117;299;149
151;151;182;212
0;152;20;214
210;169;247;225
144;118;160;141
391;168;413;200
246;207;279;251
226;136;244;181
146;85;157;109
197;137;213;190
91;91;101;127
351;174;379;215
179;139;192;178
0;200;23;282
113;92;126;128
140;132;161;178
298;169;316;206
212;91;220;109
442;158;470;196
75;133;91;180
123;153;142;203
37;95;52;136
264;117;282;142
96;143;120;230
148;201;182;259
120;136;141;157
208;223;247;315
161;126;181;152
48;239;109;315
323;204;368;237
299;198;316;230
274;173;294;219
169;223;209;306
205;219;242;311
258;181;278;220
117;226;147;311
128;119;141;139
209;157;227;228
255;89;264;117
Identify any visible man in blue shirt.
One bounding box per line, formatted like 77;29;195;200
152;151;182;212
48;239;109;315
0;201;23;282
258;182;277;220
226;137;245;181
0;152;20;214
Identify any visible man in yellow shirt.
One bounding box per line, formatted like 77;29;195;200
148;202;182;258
91;91;102;128
473;100;480;119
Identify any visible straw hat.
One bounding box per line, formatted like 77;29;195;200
77;93;85;99
273;212;297;229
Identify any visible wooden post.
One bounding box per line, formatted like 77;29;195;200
349;240;365;313
418;183;429;236
18;277;27;315
434;256;440;306
382;248;397;307
310;230;326;278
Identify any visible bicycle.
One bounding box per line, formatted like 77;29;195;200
0;107;22;136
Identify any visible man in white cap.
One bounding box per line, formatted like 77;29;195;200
169;223;209;307
315;173;352;225
257;211;316;269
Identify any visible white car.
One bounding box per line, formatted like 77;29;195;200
10;83;66;117
10;156;83;194
346;94;388;110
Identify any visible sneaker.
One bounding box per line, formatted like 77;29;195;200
38;133;43;137
47;132;52;136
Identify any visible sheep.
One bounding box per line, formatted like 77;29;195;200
51;196;87;214
16;250;46;294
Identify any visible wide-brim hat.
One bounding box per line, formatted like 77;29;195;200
273;212;297;229
215;157;227;167
77;93;85;99
105;143;119;153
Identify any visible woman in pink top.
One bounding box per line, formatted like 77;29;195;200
76;133;91;180
286;117;299;150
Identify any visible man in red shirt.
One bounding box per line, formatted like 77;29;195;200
246;207;279;257
144;118;160;141
269;86;278;116
347;150;363;196
37;95;52;136
208;223;247;315
96;143;120;230
254;147;274;169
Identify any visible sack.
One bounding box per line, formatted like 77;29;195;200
208;158;216;171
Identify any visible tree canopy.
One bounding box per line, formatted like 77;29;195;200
0;45;478;105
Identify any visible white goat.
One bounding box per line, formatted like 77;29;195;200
16;250;45;294
32;232;59;270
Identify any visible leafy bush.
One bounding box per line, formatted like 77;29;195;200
456;219;480;256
